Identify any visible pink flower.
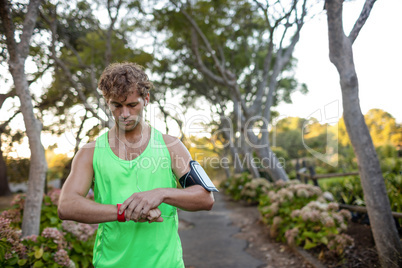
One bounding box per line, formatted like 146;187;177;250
328;202;339;211
62;221;97;242
290;209;301;219
1;209;22;223
41;227;67;249
48;189;62;205
54;249;71;266
339;209;352;221
22;234;38;242
10;194;26;209
285;227;299;246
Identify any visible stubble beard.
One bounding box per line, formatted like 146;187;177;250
116;115;143;133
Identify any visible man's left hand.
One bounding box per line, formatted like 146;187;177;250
120;189;165;222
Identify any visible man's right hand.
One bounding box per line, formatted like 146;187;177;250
128;207;163;223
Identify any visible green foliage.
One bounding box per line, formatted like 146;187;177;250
258;180;353;256
379;157;402;174
376;143;398;159
151;0;307;111
219;172;252;201
385;174;402;215
321;173;402;228
0;190;97;268
320;174;402;216
40;195;62;232
320;176;365;206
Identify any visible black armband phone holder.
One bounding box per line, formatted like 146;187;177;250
179;160;218;192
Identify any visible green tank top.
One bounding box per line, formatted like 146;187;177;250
92;127;184;268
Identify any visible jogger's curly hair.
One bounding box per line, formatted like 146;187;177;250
98;62;153;101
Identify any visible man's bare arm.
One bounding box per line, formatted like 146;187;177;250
58;143;118;223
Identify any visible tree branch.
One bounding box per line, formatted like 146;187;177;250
0;90;16;110
326;0;348;69
0;0;19;61
46;12;109;127
190;29;225;85
178;3;250;117
18;0;42;59
348;0;377;44
105;0;123;66
0;109;20;132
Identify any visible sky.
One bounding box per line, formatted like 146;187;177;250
276;0;402;124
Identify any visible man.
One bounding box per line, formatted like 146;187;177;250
58;62;216;267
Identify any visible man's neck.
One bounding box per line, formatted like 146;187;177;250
113;122;148;144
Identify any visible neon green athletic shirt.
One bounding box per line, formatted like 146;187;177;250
92;127;184;268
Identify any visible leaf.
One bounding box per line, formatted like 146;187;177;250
42;252;51;261
320;237;328;245
303;239;317;250
301;231;317;239
50;217;58;225
7;257;18;265
82;257;89;268
18;259;28;266
33;260;44;267
34;247;44;259
73;242;84;253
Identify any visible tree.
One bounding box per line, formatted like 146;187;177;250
271;117;307;159
150;0;309;181
364;109;402;147
325;0;402;266
0;0;46;236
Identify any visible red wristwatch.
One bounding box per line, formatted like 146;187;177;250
117;204;125;222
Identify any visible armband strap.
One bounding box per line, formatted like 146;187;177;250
179;160;218;192
117;204;125;222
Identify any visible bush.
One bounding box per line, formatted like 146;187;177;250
0;190;97;268
220;172;252;201
320;174;402;214
320;176;365;206
258;180;353;257
240;178;272;204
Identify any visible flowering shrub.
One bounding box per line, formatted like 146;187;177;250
258;180;354;256
220;173;253;201
0;218;74;267
240;178;272;204
0;189;97;268
62;221;97;267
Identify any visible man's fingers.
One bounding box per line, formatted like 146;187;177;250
146;208;163;223
148;217;164;223
119;198;132;215
132;202;146;221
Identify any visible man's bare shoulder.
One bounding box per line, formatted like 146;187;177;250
74;141;96;162
162;134;191;176
162;134;183;150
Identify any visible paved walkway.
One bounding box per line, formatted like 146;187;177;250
178;192;265;268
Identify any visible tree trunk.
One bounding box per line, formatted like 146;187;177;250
221;149;231;179
240;138;261;178
326;1;402;266
255;146;289;182
11;61;48;236
0;135;12;196
0;0;46;236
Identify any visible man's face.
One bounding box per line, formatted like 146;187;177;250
108;90;150;132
